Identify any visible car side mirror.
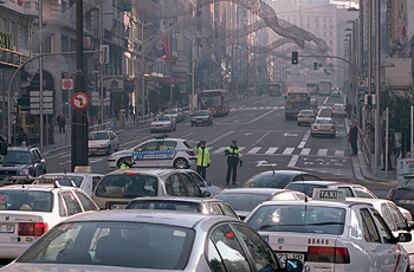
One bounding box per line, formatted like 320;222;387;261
202;191;212;198
284;259;304;272
407;221;414;230
397;232;412;243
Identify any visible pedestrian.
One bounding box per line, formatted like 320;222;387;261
346;103;352;119
119;158;133;169
224;140;242;186
57;114;66;133
349;121;358;155
194;140;210;179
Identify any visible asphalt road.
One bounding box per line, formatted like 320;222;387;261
44;94;392;197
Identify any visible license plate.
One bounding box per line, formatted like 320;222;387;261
276;252;304;268
0;224;14;233
110;203;127;209
197;120;203;123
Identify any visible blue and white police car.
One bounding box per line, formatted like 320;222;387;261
107;136;196;169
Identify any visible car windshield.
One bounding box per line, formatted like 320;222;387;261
36;175;84;187
157;116;170;121
1;150;32;164
17;221;195;269
245;174;291;189
247;205;346;235
127;200;201;213
299;110;314;116
96;174;158;199
399;179;414;189
194;111;209;116
316;119;333;124
0;190;53;212
216;193;271;212
285;183;328;197
89;133;109;141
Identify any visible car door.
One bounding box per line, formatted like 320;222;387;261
157;141;178;167
133;141;159;167
30;150;42;176
179;173;203;197
73;190;99;211
110;132;119;149
61;191;83;216
164;173;187;196
35;149;47;173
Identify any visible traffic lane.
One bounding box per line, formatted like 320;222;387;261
294;156;353;178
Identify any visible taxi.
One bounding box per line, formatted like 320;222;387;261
245;189;411;272
107;136;196;169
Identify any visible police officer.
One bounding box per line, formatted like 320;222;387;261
225;140;242;186
119;158;133;169
194;140;210;179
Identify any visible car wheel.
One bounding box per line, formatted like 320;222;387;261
173;158;189;169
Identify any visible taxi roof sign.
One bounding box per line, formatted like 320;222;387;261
312;189;346;201
74;166;91;174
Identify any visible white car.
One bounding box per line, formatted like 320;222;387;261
165;108;185;122
331;103;346;117
35;173;103;196
150;115;176;133
297;109;316;126
0;184;98;258
107;136;196;169
349;197;414;271
311;117;336;138
245;189;411;272
88;130;120;156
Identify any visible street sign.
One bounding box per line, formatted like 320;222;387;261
71;92;89;110
62;79;74;90
99;45;110;65
30;90;54;115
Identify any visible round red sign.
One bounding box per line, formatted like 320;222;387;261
71;92;89;110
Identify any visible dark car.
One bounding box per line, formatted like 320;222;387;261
243;170;321;189
190;110;213;126
0;147;46;180
387;176;414;216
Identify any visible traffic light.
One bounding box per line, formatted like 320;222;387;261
99;45;110;65
313;62;318;70
291;51;298;65
364;94;375;110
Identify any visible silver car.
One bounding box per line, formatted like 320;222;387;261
150;115;176;133
297;109;316;126
0;210;304;271
88;130;120;156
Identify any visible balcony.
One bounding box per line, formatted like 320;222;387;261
1;0;38;17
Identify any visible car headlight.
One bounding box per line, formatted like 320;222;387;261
19;168;30;176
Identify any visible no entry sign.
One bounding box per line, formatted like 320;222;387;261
71;92;89;110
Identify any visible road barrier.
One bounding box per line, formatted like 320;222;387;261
88;122;113;132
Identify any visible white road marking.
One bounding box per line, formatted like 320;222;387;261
213;147;227;154
297;130;311;149
265;147;278;154
247;147;262;154
59;153;71;159
252;131;272;146
58;160;71;166
317;149;328;156
209;130;235;145
300;148;311;155
246;110;275;125
323;96;329;105
288;154;300;168
282;148;295;155
284;133;298;137
334;150;345;157
90;157;106;163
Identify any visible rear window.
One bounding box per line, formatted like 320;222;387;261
299;110;314;116
127;200;201;213
285;183;327;197
247;205;346;235
315;119;333;124
89;133;109;140
216;193;271;212
183;141;192;149
244;174;291;189
96;174;158;199
194;111;209;116
37;176;84;187
17;221;195;270
158;116;170;121
0;190;53;212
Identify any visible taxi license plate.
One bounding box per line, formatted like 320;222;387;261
109;203;127;209
0;224;14;233
277;252;304;268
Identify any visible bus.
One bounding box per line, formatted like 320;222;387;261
319;81;332;96
199;89;229;117
306;83;319;95
284;90;310;120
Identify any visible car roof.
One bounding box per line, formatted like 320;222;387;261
344;198;387;206
315;117;333;121
145;137;187;142
288;180;339;186
7;146;35;151
254;170;313;176
42;172;97;177
219;188;290;195
64;210;234;228
90;130;111;134
129;196;221;204
259;199;365;209
0;184;71;192
107;168;177;176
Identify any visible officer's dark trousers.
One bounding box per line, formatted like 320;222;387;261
226;161;238;185
197;166;207;179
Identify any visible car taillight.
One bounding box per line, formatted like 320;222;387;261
331;125;335;129
314;125;319;129
104;202;110;209
18;222;48;237
386;188;395;200
186;150;195;156
307;246;350;264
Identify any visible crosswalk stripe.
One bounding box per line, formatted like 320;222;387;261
213;147;227;154
335;150;345;157
265;147;278;154
282;147;295;155
247;147;262;154
300;148;311;155
317;149;328;156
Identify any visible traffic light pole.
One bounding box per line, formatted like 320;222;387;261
72;0;88;171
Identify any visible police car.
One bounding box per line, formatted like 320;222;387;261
245;189;411;272
107;136;196;169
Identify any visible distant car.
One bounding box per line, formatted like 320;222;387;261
0;184;98;259
297;109;316;126
191;110;213;126
165;108;185;122
150;115;176;133
178;169;222;196
88;130;120;156
243;170;321;189
215;188;306;220
126;196;239;218
311;117;336;138
92;168;209;209
331;89;342;97
35;173;103;196
387;176;414;217
0;146;46;180
1;211;302;272
107;136;196;169
331;103;346;117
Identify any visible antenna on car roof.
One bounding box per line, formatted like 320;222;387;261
69;180;77;187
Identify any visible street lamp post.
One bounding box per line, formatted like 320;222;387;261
374;0;381;175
